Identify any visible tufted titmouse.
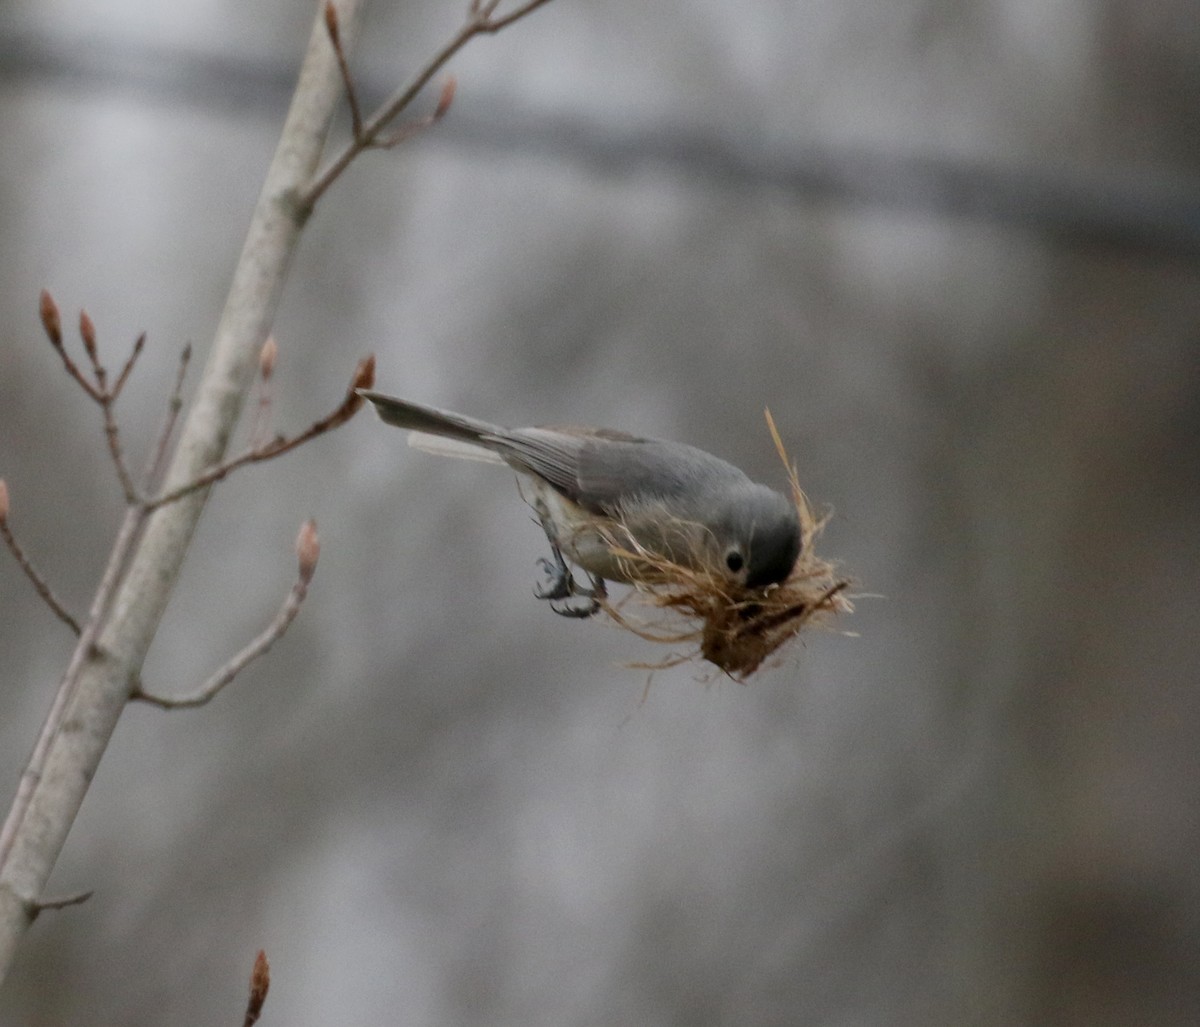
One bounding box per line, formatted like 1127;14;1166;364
360;391;802;617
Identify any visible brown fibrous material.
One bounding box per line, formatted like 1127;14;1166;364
597;414;852;681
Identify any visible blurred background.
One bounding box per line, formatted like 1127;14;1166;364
1;0;1198;1023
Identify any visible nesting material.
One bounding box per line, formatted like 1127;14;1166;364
596;415;851;680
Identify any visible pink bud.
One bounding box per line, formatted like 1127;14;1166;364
39;290;62;347
295;519;320;583
259;336;278;380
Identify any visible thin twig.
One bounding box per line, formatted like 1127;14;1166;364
374;78;456;148
100;398;141;505
39;296;145;503
144;355;374;512
324;3;363;138
302;0;555;208
76;311;143;503
132;522;319;710
111;332;146;400
479;0;556;32
142;343;193;491
0;483;82;635
31;890;93;914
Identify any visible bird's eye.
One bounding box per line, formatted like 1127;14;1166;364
724;549;745;573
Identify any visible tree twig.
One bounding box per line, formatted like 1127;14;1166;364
301;0;555;208
131;522;319;710
39;294;145;503
80;311;143;504
100;397;141;505
111;332;146;401
324;3;363;138
144;355;374;511
476;0;557;32
31;890;93;915
374;79;456;149
142;343;193;491
0;481;82;636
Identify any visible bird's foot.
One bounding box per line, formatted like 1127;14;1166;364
533;555;575;601
548;595;602;618
534;557;606;619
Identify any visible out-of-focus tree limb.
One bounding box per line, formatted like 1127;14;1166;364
0;0;366;983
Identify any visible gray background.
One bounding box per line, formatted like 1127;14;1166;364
2;0;1198;1023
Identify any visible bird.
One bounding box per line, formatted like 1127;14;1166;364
359;391;802;617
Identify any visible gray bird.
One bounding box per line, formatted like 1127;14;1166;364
360;391;802;617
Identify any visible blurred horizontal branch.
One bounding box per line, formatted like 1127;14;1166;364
2;28;1199;256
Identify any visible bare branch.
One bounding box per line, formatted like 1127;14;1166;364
100;400;141;505
37;300;145;503
72;312;144;503
131;521;319;710
111;332;146;400
32;890;93;915
478;0;556;32
142;343;193;491
0;481;82;636
243;950;271;1027
145;355;375;511
374;78;456;148
324;2;363;139
302;0;555;208
0;2;366;977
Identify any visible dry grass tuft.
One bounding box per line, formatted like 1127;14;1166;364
597;412;852;680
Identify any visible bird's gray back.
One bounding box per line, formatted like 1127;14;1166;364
492;429;753;518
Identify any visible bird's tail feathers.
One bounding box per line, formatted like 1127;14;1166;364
358;391;501;443
406;432;506;464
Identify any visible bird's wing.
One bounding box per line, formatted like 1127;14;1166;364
494;429;721;516
488;428;593;498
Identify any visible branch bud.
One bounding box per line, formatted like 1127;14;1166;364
323;2;341;46
259;336;278;381
351;353;376;393
79;310;98;361
39;290;63;348
245;949;270;1026
0;479;9;524
340;354;376;419
295;519;320;584
434;77;457;120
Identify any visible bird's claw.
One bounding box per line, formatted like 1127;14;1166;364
533;555;606;618
548;595;602;618
533;556;574;600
